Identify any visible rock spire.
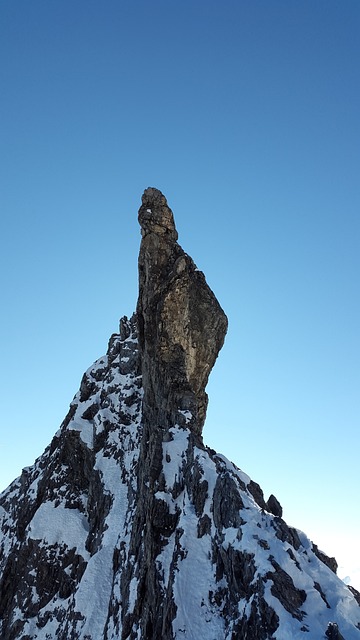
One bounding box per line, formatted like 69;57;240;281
0;189;359;639
137;187;228;437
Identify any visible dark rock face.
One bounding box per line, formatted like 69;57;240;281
312;542;338;574
326;622;346;639
266;493;283;518
137;187;228;437
0;188;360;639
267;557;306;621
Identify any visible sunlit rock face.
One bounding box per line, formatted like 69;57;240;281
0;189;359;640
137;187;228;437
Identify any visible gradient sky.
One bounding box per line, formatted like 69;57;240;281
1;1;359;587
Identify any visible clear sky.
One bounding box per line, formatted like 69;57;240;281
1;1;359;588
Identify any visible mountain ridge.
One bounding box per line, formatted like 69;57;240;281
0;188;359;639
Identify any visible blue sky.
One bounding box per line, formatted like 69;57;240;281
1;1;359;586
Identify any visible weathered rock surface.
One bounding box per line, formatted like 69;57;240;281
326;622;346;639
137;187;228;437
0;188;359;639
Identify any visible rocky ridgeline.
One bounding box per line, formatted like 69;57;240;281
0;189;359;639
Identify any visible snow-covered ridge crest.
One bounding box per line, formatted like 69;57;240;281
0;315;144;639
0;189;359;639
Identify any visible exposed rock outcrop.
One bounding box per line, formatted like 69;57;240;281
137;187;228;437
326;622;346;639
121;187;228;637
0;189;359;640
266;493;283;518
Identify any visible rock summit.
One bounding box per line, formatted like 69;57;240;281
0;189;359;639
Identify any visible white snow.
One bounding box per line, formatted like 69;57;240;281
162;425;189;490
171;490;225;639
3;326;360;639
155;490;178;514
68;416;94;446
128;575;139;614
28;501;90;559
178;409;192;424
71;414;141;639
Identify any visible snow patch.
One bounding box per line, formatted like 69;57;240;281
28;502;90;559
162;426;189;490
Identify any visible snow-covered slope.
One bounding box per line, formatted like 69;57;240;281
1;188;359;639
1;315;359;639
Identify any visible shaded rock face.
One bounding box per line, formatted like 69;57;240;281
326;622;346;639
123;188;228;637
137;187;228;437
0;188;360;640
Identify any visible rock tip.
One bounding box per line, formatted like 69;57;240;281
139;187;178;240
141;186;165;201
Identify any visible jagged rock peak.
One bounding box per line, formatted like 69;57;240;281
136;187;228;436
138;187;178;241
1;189;360;640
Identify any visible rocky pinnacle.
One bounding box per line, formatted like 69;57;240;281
122;188;229;637
1;189;359;640
137;187;228;437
